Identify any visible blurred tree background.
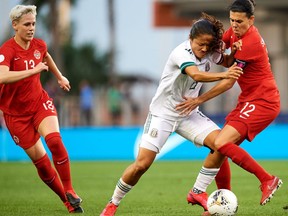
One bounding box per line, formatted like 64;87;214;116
0;0;154;126
2;0;288;126
22;0;111;94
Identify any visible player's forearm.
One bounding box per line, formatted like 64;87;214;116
0;67;35;84
197;79;235;104
190;71;227;82
221;53;235;68
45;53;63;80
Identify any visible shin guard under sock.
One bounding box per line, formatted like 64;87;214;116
218;143;272;183
215;157;231;190
111;178;133;206
33;154;66;202
45;132;72;191
193;167;219;192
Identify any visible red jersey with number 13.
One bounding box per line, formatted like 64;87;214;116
223;26;280;104
0;38;49;115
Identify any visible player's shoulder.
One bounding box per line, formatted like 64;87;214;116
243;26;263;47
223;27;234;38
171;40;195;58
0;38;16;58
32;38;47;48
173;40;189;52
0;38;15;49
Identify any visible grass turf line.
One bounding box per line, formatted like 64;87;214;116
0;161;287;216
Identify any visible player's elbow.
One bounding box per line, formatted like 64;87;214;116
191;74;203;82
222;79;236;90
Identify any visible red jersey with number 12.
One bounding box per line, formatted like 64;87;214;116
0;38;49;115
223;26;280;103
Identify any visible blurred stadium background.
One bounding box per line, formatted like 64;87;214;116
0;0;288;161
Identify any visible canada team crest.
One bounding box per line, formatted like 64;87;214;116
34;50;41;60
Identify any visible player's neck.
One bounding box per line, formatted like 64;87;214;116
13;36;31;50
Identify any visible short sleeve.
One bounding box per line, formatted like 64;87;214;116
0;46;14;67
210;51;224;65
170;46;196;74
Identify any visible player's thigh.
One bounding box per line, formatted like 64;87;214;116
176;110;220;146
37;116;59;137
140;113;175;153
34;97;59;137
214;124;242;148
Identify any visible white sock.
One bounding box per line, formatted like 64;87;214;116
193;167;219;192
111;178;133;206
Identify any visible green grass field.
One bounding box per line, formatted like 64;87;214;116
0;160;287;216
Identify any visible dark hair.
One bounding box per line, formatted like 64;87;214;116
189;12;224;52
229;0;256;18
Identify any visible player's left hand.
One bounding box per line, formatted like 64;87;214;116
231;39;242;53
175;96;200;116
58;75;71;92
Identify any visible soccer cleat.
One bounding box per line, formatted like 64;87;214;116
187;189;208;211
66;190;83;208
64;201;84;213
260;176;283;205
283;205;288;210
100;202;118;216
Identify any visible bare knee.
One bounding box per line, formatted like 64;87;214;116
214;138;223;150
132;161;151;175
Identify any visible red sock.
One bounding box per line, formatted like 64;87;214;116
33;154;66;202
215;157;231;190
45;132;73;192
218;143;272;183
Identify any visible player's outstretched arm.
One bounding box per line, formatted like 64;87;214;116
44;52;71;92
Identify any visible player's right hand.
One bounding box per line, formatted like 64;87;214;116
225;62;243;79
33;62;48;74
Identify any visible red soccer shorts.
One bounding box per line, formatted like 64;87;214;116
4;95;57;149
225;100;280;142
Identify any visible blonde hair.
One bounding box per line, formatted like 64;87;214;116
9;5;37;22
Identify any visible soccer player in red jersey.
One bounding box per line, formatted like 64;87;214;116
176;0;282;213
0;5;83;213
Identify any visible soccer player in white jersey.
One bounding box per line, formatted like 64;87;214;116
100;13;243;216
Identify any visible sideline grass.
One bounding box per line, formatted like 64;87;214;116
0;160;287;216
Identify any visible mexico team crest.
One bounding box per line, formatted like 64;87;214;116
34;50;41;60
150;128;158;138
205;62;211;71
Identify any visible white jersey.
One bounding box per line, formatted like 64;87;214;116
149;40;222;121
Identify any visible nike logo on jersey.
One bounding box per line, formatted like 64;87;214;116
14;57;20;61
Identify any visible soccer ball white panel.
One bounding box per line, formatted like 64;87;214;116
207;189;238;216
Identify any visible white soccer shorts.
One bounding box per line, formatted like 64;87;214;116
140;111;220;153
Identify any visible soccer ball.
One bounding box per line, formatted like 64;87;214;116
207;189;238;216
